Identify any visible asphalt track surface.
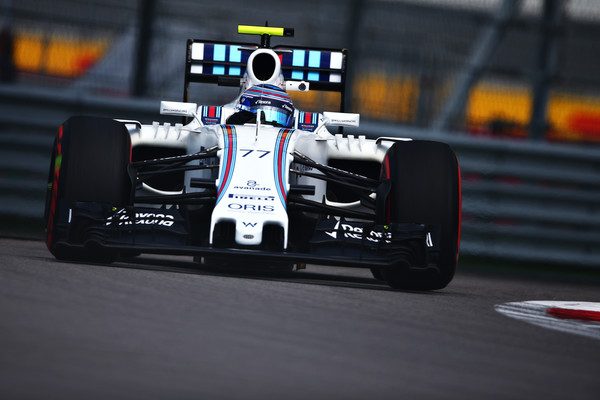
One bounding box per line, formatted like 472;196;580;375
1;238;599;400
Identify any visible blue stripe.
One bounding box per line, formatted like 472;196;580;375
281;51;292;68
217;125;229;193
273;132;284;207
292;50;305;67
225;128;237;200
229;45;241;62
245;93;288;103
229;66;241;76
217;126;237;204
282;131;292;192
291;70;303;80
307;71;319;81
204;44;214;61
308;51;321;68
213;65;225;75
321;51;331;69
213;44;226;61
246;86;288;95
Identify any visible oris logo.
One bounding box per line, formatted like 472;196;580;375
227;203;274;212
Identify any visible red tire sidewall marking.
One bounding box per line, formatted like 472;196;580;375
46;125;64;249
383;154;391;224
456;161;462;260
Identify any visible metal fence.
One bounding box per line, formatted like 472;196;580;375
1;84;598;267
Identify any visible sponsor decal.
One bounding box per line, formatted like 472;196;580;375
163;107;189;114
227;203;274;212
242;222;257;227
232;186;271;191
201;106;222;125
325;220;391;243
106;210;175;227
228;193;275;201
297;111;319;132
293;163;313;173
426;232;434;247
233;180;271;191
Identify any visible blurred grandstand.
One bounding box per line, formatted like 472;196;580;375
2;0;600;142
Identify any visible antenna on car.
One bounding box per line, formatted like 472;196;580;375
238;23;294;48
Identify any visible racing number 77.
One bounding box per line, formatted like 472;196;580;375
240;149;271;158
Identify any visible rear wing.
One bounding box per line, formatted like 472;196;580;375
183;39;348;111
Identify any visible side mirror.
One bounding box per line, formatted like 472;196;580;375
160;101;198;117
322;111;360;128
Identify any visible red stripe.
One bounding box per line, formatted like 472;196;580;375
456;162;462;259
304;112;311;124
46;125;64;249
277;129;289;202
218;126;233;196
246;87;289;100
547;307;600;322
383;155;391;223
208;106;216;118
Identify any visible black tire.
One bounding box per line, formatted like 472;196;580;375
45;116;132;262
379;140;460;290
370;268;384;281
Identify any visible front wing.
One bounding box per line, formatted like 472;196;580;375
53;202;441;272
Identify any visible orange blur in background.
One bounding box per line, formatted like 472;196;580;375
10;31;600;143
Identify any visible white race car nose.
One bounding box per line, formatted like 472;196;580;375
209;124;294;248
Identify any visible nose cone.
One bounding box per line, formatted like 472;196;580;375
235;219;262;246
209;124;293;249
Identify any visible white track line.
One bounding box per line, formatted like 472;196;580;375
495;301;600;340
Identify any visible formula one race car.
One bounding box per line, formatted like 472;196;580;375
45;25;461;290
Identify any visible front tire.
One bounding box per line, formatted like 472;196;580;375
378;140;460;290
45;116;132;262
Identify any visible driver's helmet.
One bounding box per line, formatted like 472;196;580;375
236;84;295;128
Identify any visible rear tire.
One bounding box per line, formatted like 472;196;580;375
45;116;132;262
379;140;460;290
